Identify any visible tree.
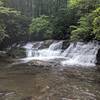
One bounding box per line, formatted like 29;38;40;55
92;7;100;40
29;15;53;40
70;7;100;42
0;0;30;49
6;0;67;17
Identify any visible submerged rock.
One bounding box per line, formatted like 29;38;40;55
28;60;54;67
6;60;57;74
0;91;21;100
21;96;33;100
11;60;56;68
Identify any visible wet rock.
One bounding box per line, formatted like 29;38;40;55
96;48;100;65
0;56;14;65
22;96;33;100
96;48;100;70
28;60;56;67
7;60;55;74
97;65;100;71
0;91;20;100
62;40;70;50
32;42;43;49
0;51;8;57
31;40;55;49
61;68;82;79
7;47;26;58
40;86;50;93
38;40;55;49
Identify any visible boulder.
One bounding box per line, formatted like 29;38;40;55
96;48;100;65
38;39;70;50
62;40;70;50
7;47;26;58
96;48;100;71
38;40;55;49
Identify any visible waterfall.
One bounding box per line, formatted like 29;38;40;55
22;41;63;62
61;42;99;67
35;41;63;57
23;43;33;57
22;41;99;67
23;42;43;57
49;41;63;50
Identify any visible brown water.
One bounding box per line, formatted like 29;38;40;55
0;61;100;100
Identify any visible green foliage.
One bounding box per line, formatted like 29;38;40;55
70;0;100;15
0;7;25;37
6;0;67;17
92;8;100;40
29;15;53;40
68;0;81;8
28;0;100;41
0;1;3;6
68;0;100;26
0;0;99;48
51;8;72;39
71;17;92;41
0;7;20;15
71;7;100;41
0;23;6;42
0;2;30;48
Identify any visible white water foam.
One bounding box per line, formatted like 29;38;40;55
22;41;99;67
61;42;99;67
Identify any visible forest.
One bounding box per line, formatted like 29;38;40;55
0;0;99;49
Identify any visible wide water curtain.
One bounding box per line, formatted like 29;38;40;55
23;41;99;67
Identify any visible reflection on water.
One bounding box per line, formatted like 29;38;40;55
0;63;100;100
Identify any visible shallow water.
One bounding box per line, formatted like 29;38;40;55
0;61;100;100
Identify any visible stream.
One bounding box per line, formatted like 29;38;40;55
0;40;100;100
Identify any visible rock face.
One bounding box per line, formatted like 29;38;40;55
32;40;69;49
7;47;26;58
96;48;100;65
96;48;100;71
6;40;70;59
62;40;70;50
38;40;56;49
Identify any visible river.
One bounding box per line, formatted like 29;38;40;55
0;40;100;100
0;62;100;100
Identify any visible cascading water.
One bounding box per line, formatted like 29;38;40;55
22;41;99;67
23;42;43;57
22;41;63;62
61;42;99;67
23;43;33;57
35;41;63;58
